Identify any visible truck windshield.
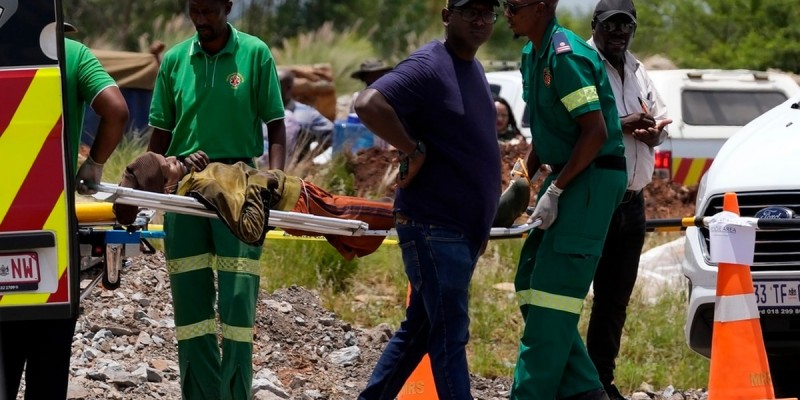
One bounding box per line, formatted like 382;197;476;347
682;90;787;126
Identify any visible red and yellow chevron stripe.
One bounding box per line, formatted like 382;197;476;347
0;67;72;308
671;157;714;187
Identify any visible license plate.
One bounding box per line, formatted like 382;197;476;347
0;252;41;292
753;280;800;313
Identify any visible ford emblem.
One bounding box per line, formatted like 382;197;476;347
754;206;795;219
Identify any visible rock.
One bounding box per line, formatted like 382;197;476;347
149;359;172;371
67;381;91;399
328;346;361;366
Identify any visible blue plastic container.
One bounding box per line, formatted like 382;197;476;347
333;114;374;154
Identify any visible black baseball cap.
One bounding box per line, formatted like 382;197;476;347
448;0;500;8
593;0;637;23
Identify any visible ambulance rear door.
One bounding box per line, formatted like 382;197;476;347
0;0;79;321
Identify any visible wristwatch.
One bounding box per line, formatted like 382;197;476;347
408;140;426;159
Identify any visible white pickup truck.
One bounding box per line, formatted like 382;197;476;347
682;93;800;397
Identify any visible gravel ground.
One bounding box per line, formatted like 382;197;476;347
15;253;515;399
11;252;713;400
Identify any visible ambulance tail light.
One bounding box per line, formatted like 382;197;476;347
654;149;672;181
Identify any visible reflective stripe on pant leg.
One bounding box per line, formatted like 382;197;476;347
511;231;602;400
212;219;261;400
514;229;544;321
164;212;220;400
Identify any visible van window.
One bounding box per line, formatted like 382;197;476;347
682;90;787;126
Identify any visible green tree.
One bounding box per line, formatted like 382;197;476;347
239;0;438;59
65;0;184;51
634;0;800;73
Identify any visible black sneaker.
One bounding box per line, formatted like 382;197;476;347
604;384;626;400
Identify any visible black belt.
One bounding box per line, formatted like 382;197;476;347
621;189;642;203
549;155;626;175
208;157;255;167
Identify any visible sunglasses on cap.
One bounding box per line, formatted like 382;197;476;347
503;1;545;17
599;20;636;34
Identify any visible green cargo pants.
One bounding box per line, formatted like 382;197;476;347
511;167;625;400
164;212;262;400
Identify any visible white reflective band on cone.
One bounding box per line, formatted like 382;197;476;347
714;293;759;322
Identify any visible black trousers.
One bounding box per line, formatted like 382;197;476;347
586;191;646;386
0;317;77;400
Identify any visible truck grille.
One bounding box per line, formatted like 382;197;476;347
700;191;800;271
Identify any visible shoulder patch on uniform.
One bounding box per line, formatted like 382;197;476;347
552;31;572;55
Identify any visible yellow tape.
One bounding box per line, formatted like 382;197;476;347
145;224;398;246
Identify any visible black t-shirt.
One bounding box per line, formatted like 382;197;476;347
371;40;501;244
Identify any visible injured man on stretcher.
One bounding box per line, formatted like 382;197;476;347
113;151;531;260
114;151;396;260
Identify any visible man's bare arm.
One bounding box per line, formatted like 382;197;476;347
355;89;424;188
265;119;286;170
554;110;608;189
148;128;172;155
88;86;128;163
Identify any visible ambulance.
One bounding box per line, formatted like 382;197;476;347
0;0;142;323
0;0;83;322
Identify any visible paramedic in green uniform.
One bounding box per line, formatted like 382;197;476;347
147;0;286;399
504;1;627;399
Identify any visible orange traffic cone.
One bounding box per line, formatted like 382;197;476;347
708;193;796;400
397;283;438;399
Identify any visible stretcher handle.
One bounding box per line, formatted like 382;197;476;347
645;216;800;232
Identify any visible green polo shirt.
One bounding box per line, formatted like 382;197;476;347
149;24;284;159
520;18;624;165
64;38;117;167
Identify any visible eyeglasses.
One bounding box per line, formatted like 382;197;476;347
599;20;637;34
503;1;544;17
451;8;499;24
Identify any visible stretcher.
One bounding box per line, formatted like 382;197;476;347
75;183;540;296
79;183;800;297
90;183;541;238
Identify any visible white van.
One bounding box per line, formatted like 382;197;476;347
649;69;799;186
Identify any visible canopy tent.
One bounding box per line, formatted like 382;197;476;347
93;48;159;90
81;49;159;144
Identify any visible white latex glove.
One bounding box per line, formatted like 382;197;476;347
76;156;104;195
528;181;563;230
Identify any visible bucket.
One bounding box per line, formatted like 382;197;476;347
333;114;374;154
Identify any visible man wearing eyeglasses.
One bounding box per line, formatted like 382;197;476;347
584;1;672;399
354;0;501;399
503;0;628;399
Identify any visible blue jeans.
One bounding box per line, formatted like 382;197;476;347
359;219;482;400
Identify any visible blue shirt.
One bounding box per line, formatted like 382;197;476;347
371;40;501;243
